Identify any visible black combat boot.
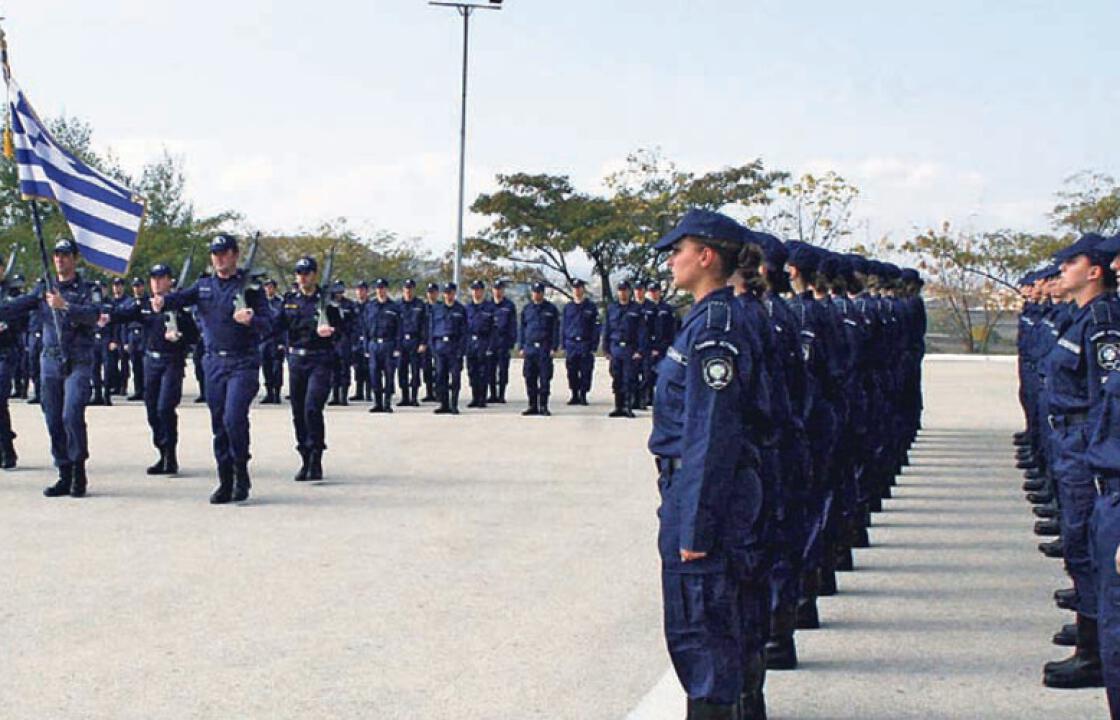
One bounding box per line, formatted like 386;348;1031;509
397;388;411;407
1027;489;1054;505
835;544;854;572
1035;518;1061;537
487;384;500;404
147;446;168;475
337;388;349;407
163;444;179;475
765;603;799;670
1013;430;1030;445
739;650;768;720
1044;615;1104;688
450;389;461;415
579;389;589;406
1;435;17;470
232;462;251;502
1016;457;1038;470
43;464;73;497
210;462;234;504
497;384;507;403
327;387;341;406
567;391;579;405
1039;539;1064;558
1023;476;1046;492
369;393;386;413
609;392;627;418
434;389;451;414
383;393;393;412
1054;587;1077;610
685;698;737;719
1053;622;1078;647
522;391;539;416
307;450;323;481
70;462;87;498
819;561;839;596
1023;466;1045;480
539;396;551;416
1034;502;1059;519
623;395;636;419
295;448;311;481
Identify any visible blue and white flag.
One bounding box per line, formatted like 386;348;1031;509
8;80;144;273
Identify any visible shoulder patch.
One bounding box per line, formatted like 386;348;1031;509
694;338;740;356
1099;341;1120;371
702;356;733;390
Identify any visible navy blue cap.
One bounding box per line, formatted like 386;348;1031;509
646;280;661;291
111;277;125;285
1097;234;1120;257
131;277;144;287
331;280;346;292
208;234;238;254
1039;263;1061;279
751;231;788;269
616;279;632;291
403;278;416;288
443;281;458;292
880;263;902;280
654;209;745;251
263;278;278;287
374;278;389;288
469;280;485;290
1053;233;1108;264
786;241;820;273
295;256;318;274
571;278;586;289
531;281;546;293
817;252;843;279
149;263;172;278
52;238;78;255
426;282;440;292
356;279;370;289
494;279;507;289
900;268;921;284
844;254;869;276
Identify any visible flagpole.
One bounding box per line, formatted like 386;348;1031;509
1;24;66;365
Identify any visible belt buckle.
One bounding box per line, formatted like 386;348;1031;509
1096;476;1107;495
1048;414;1058;431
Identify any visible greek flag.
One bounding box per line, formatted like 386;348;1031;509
8;80;144;273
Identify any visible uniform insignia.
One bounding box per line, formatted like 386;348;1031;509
702;357;733;390
1098;342;1120;371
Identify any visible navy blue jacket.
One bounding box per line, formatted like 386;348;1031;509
519;299;561;351
161;270;272;355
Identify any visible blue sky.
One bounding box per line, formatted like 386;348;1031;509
6;1;1118;255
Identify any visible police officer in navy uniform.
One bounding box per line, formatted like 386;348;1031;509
363;278;402;413
648;281;678;406
1036;233;1120;689
489;279;517;403
0;258;25;468
397;278;428;407
648;210;773;720
125;277;147;401
465;280;496;409
152;234;273;504
24;284;43;405
421;282;440;402
105;276;127;396
277;256;341;481
259;278;286;404
109;263;199;476
351;280;372;402
519;281;560;416
430;282;467;414
603;279;646;418
562;278;599;406
0;239;103;497
327;280;356;407
88;280;113;407
636;280;658;409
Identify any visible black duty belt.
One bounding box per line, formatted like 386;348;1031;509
1048;412;1090;431
287;346;329;357
656;457;682;475
146;350;182;360
209;349;252;358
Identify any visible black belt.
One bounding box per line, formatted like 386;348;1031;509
1048;412;1090;430
287;346;329;357
146;350;182;360
1096;475;1120;496
656;457;682;474
209;349;252;358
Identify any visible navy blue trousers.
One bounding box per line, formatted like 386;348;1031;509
1091;488;1120;706
1054;422;1098;618
203;353;259;466
522;347;553;400
288;352;332;452
564;347;595;394
397;338;423;393
143;354;184;450
367;340;398;396
39;352;92;467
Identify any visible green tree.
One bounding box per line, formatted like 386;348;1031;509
1051;171;1120;236
761;171;860;247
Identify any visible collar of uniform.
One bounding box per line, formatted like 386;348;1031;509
1073;292;1110;322
681;286;735;328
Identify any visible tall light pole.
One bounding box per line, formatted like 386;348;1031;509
429;0;502;288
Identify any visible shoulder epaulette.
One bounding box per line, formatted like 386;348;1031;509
706;300;731;332
1093;300;1115;325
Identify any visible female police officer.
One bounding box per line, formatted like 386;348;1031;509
648;209;772;720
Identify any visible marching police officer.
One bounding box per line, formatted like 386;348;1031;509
0;239;103;497
88;280;113;407
648;210;773;719
109;263;199;475
397;278;428;407
152;234;273;504
465;280;496;409
430;282;467;414
489;279;517;403
328;280;356;406
421;282;440;402
519;281;560;416
561;278;599;405
603;279;646;418
363;278;402;413
276;256;341;481
259;278;286;404
105;276;127;397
